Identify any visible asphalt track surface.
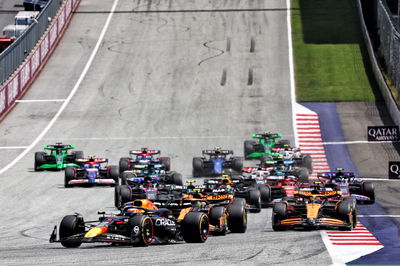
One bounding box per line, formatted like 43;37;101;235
0;0;333;265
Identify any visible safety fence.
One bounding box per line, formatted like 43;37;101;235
356;0;400;126
377;0;400;100
0;0;80;118
0;0;62;85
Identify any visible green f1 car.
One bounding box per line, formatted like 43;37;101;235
244;132;289;160
34;143;84;171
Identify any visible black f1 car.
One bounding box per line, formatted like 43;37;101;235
50;199;210;247
119;148;171;175
192;147;243;177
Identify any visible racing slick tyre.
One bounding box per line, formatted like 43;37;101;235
338;201;356;231
338;200;352;216
260;154;273;166
294;168;309;184
277;139;290;146
34;152;46;171
129;215;154;246
59;215;84;248
160;157;171;171
247;189;261;213
362;182;375;204
71;151;84;160
119;157;131;176
182;212;209;243
343;197;357;210
121;171;135;185
244;140;256;159
300;154;313;174
64;167;76;188
232;156;244;172
192;157;204;177
273;202;287;218
120;185;132;206
114;186;121;208
108;166;119;186
172;172;183;186
227;201;247;233
272;215;286;231
256;184;271;206
209;206;227;236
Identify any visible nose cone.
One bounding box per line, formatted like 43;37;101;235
213;159;223;174
84;226;107;238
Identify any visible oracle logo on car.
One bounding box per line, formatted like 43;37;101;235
155;218;175;226
368;126;399;141
389;161;400;179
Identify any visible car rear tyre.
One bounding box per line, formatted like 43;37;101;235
119;158;131;176
232;156;243;172
34;152;46;171
172;172;183;186
160;157;171;171
227;201;247;233
108;166;119;186
71;151;84;160
210;206;227;235
120;185;132;206
60;215;84;248
257;184;271;205
192;157;203;177
64;167;76;188
182;212;209;243
114;186;121;208
244;140;256;159
247;189;261;213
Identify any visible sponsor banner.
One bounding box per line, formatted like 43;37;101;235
20;61;31;90
57;6;66;33
7;76;19;104
389;161;400;179
49;22;58;48
31;48;40;75
367;126;399;141
40;35;49;62
0;87;7;114
65;0;72;16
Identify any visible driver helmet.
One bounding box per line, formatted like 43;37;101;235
214;146;222;154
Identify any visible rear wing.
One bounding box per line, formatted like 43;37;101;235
44;143;74;150
317;172;355;179
243;167;270;173
76;158;108;164
129;149;160;155
202;150;233;156
252;132;282;140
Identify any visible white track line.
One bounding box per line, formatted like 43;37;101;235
42;136;252;141
287;0;298;147
324;140;400;145
16;99;66;103
0;0;120;175
359;215;400;217
0;146;29;149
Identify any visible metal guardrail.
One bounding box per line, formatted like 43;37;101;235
0;0;63;85
356;0;400;126
377;0;400;99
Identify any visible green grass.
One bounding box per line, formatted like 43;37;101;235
292;0;379;102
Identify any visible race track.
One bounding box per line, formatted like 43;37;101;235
0;0;332;265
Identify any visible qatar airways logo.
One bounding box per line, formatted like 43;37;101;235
367;126;399;141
